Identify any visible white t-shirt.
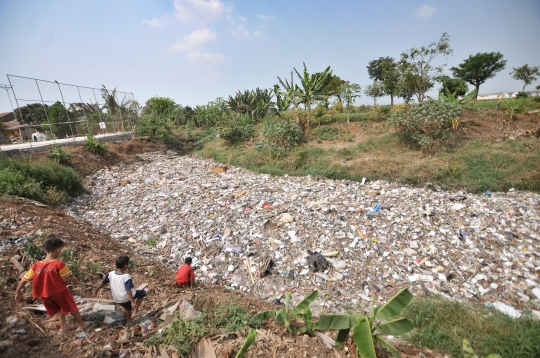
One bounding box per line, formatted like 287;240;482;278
102;271;135;303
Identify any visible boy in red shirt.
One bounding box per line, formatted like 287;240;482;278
15;237;91;334
176;257;195;289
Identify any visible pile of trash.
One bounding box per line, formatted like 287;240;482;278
66;153;540;318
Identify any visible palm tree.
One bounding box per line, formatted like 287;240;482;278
101;85;122;131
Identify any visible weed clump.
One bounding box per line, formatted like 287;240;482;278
84;135;107;155
0;155;85;204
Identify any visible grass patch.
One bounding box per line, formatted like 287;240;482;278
0;155;86;204
197;133;540;193
144;303;261;355
404;297;540;358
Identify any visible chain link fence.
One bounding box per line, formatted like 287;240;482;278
1;75;138;147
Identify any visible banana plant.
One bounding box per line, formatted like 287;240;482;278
235;328;257;358
318;288;414;358
463;339;501;358
253;290;318;334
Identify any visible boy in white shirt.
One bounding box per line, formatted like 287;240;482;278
93;256;146;324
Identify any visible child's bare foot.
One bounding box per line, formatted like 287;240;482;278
58;325;76;335
76;322;92;331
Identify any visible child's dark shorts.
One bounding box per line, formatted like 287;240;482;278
118;290;147;311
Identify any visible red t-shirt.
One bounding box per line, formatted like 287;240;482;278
176;265;195;284
22;260;71;298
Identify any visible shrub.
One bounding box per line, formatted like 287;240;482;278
84;135;107;155
389;100;462;152
47;147;72;165
59;248;82;278
136;112;175;141
216;113;254;144
515;91;529;99
0;156;85;204
255;118;303;157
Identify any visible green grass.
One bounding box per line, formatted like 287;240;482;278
0;155;86;204
464;97;540;112
198;133;540;193
404;298;540;358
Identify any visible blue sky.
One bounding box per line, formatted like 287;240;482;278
1;0;539;106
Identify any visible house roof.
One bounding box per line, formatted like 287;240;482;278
3;120;21;128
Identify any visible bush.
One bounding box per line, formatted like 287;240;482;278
47;147;72;165
216;113;254;144
0;155;85;204
255;118;303;157
84;135;107;155
389;100;462;152
515;91;529;99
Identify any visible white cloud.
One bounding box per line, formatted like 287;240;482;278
187;50;226;63
231;24;262;38
416;4;437;18
142;18;163;27
202;71;227;80
257;14;275;20
174;0;230;24
166;27;217;52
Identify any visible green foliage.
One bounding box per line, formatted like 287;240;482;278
59;248;82;278
319;288;414;357
389;99;462;152
364;82;385;105
0;155;85;204
147;266;154;277
144;97;179;116
502;99;525;120
227;88;274;122
193;98;229;128
84;135;107;155
255;118;303;157
144;313;208;356
516;91;529;99
451;52;507;99
48;101;75;138
404;298;540;358
399;33;453;102
23;242;45;262
253;290;319;334
128;259;137;269
235;328;257;358
210;304;262;333
367;57;401;105
438;75;469;97
14;103;49;125
510;64;540;92
47;147;72;165
88;261;103;277
144;237;157;246
438;88;477;105
216;114;254;144
463;339;502;358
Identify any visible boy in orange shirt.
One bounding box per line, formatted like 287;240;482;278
15;237;91;334
176;257;195;289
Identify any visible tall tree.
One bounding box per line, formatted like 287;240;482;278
510;64;540;92
144;97;178;116
340;82;361;124
450;52;507;99
364;82;385;105
319;74;346;107
367;57;401;106
13;103;49;125
437;75;469;97
399;33;453;102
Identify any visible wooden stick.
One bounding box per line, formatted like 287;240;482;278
18;313;45;333
246;258;255;285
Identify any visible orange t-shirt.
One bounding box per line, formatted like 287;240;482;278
22;260;72;298
176;265;195;284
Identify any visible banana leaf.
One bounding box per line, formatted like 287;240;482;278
375;288;413;321
284;291;291;312
335;328;351;349
276;310;287;325
253;310;278;322
235;328;257;358
291;290;318;316
318;314;358;330
352;319;376;358
377;317;414;336
374;335;402;358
